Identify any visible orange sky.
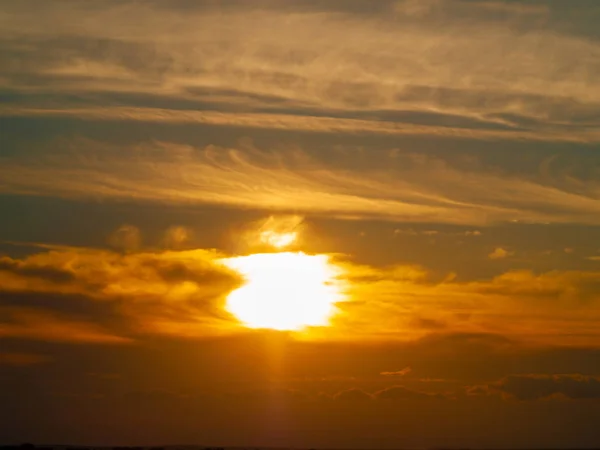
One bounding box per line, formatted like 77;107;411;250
1;0;600;448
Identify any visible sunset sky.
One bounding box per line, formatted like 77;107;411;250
2;0;600;448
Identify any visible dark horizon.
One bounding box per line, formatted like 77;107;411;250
6;446;600;450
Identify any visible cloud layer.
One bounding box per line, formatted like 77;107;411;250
0;243;242;342
471;373;600;401
2;138;600;225
2;238;600;345
1;0;599;226
2;0;599;133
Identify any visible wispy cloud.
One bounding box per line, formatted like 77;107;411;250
1;139;600;225
1;1;600;227
3;106;600;144
0;0;599;139
380;367;412;376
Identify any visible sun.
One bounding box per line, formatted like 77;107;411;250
222;252;344;331
221;221;345;331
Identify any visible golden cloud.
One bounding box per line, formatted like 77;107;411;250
2;241;600;345
488;247;512;260
0;243;243;342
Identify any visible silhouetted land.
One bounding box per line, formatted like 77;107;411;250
3;444;600;450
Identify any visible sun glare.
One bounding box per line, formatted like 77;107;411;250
221;252;344;331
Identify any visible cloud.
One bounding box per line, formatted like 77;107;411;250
331;384;445;401
4;106;599;144
486;374;600;401
333;388;373;401
0;307;131;344
0;244;239;298
466;270;600;303
380;367;412;376
0;244;243;342
451;0;550;16
0;255;76;284
2;139;600;226
333;260;600;345
411;317;447;330
0;2;598;248
163;226;193;249
464;384;493;397
393;229;482;238
108;225;141;252
1;0;598;135
2;238;600;345
238;215;305;251
394;229;439;237
488;247;512;260
374;385;444;400
409;333;519;356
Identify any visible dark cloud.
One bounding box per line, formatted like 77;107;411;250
464;384;493;397
0;290;123;329
0;306;132;344
470;269;600;302
411;332;519;355
0;256;76;284
145;256;239;287
329;385;447;401
493;374;600;400
411;317;447;330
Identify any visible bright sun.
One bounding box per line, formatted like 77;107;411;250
222;252;343;331
220;226;344;331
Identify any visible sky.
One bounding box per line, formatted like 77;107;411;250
1;0;600;448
